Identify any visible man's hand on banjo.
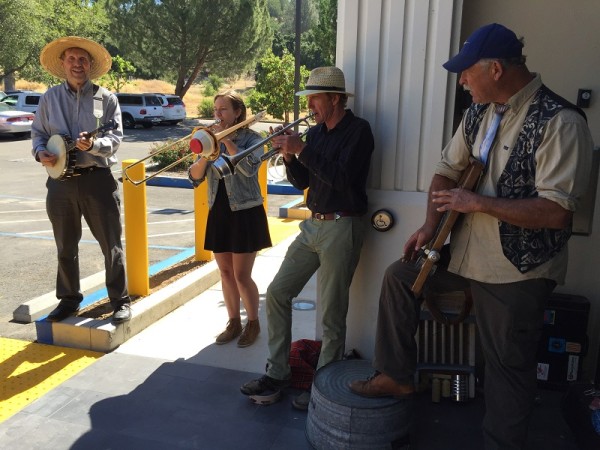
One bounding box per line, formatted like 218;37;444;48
75;131;94;151
37;150;58;167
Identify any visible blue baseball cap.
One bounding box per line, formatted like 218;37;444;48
443;23;523;73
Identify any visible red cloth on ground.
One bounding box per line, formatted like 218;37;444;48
289;339;322;390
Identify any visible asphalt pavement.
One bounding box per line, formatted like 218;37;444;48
0;119;298;342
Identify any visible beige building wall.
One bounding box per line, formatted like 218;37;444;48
335;0;600;380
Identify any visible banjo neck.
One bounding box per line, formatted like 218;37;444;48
411;157;485;296
68;119;118;150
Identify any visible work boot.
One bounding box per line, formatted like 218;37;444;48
237;319;260;348
240;374;290;396
215;318;242;344
292;390;311;411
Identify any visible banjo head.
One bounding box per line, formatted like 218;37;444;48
46;134;74;180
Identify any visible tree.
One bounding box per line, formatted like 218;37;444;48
246;50;309;122
274;0;317;35
98;56;136;93
105;0;272;98
0;0;41;88
312;0;337;66
270;0;337;69
0;0;109;89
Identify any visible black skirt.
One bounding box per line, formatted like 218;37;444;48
204;180;272;253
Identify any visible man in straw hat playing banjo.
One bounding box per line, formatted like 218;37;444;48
240;66;375;410
32;36;131;324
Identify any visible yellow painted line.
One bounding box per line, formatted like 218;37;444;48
0;338;103;423
266;216;300;247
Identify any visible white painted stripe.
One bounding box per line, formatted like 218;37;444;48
0;209;46;214
148;231;195;238
0;219;51;224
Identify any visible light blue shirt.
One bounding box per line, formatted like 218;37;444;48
31;80;123;168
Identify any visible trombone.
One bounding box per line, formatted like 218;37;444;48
123;111;266;186
212;112;314;179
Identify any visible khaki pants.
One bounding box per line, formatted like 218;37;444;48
265;216;366;380
373;258;554;449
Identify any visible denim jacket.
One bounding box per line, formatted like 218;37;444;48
189;127;265;211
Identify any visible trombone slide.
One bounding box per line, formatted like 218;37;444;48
122;111;265;186
189;111;266;161
212;113;314;179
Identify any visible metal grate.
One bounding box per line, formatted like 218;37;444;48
415;294;478;399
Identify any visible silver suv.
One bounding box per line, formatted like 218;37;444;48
0;90;43;113
115;93;164;129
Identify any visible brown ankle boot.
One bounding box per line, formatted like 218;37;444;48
215;318;242;344
237;319;260;348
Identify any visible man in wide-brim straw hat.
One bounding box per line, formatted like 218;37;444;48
40;36;113;81
240;66;375;410
31;36;132;325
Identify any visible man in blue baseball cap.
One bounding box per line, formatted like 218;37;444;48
350;23;593;449
443;23;524;73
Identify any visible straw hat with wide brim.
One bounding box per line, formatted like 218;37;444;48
295;66;354;97
40;36;112;80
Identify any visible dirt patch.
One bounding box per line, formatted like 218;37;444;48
77;257;209;320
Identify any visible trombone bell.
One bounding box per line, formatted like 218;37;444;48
122;111;267;186
190;128;219;161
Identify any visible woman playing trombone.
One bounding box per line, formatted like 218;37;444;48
189;90;271;347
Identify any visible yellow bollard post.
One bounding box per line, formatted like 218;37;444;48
122;159;149;296
260;144;268;212
193;180;213;261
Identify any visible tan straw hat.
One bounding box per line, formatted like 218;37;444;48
40;36;112;80
295;66;354;97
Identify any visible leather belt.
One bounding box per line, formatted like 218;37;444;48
312;211;360;221
71;166;109;176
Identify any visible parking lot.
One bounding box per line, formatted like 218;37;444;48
0;120;294;341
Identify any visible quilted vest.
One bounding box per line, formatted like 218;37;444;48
463;85;585;273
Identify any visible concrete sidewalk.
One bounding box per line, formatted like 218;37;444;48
0;233;319;450
0;231;580;449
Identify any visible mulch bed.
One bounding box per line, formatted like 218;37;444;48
77;257;208;320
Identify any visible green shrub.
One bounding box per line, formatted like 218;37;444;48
197;98;214;118
148;138;194;172
203;84;216;97
203;74;223;96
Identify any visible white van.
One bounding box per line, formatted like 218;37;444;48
148;93;186;125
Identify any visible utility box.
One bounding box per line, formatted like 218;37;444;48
537;293;590;390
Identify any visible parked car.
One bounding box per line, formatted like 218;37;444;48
0;90;42;114
147;93;186;125
0;102;35;137
115;93;164;129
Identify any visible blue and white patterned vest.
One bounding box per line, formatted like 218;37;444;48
463;85;585;273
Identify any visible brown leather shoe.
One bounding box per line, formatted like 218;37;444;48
215;318;242;344
349;372;415;399
237;319;260;348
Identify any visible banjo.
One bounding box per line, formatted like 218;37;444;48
45;119;118;180
410;157;484;297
